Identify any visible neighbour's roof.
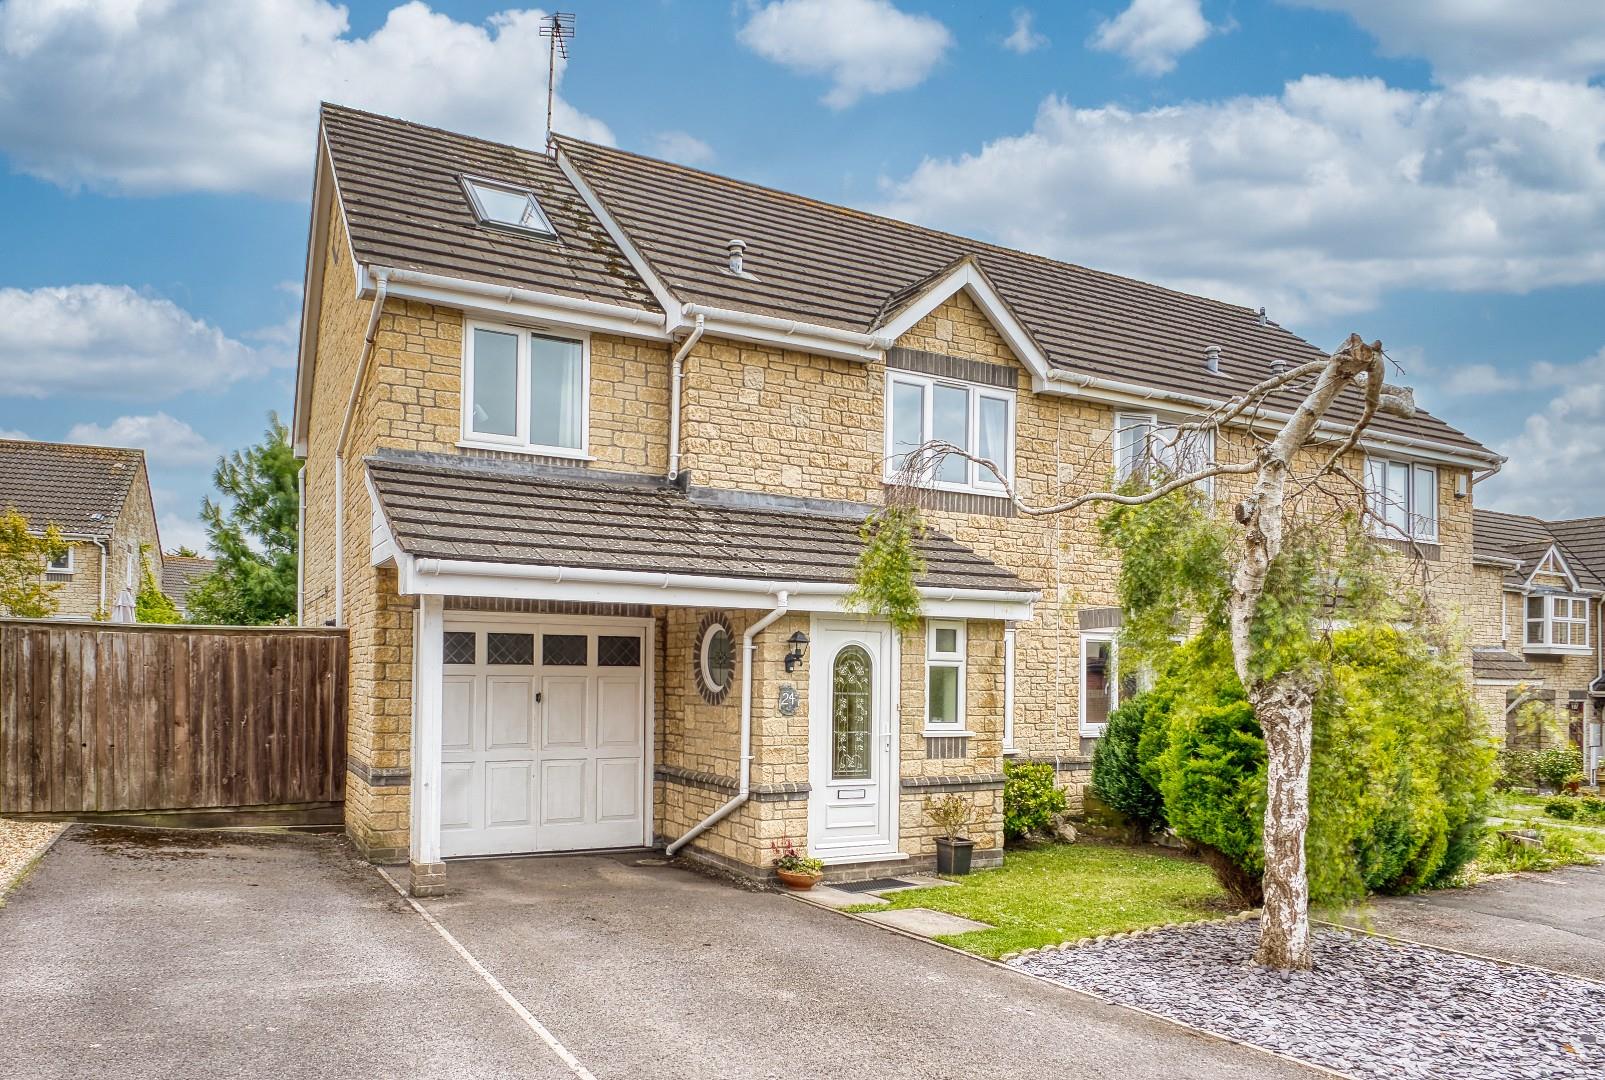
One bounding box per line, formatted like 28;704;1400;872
552;135;1491;459
365;452;1030;594
0;439;144;539
161;555;217;609
319;104;661;314
1471;648;1537;683
1473;509;1605;591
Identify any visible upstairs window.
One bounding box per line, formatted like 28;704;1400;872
462;322;588;457
1364;457;1437;542
45;548;72;575
1526;594;1590;652
885;371;1014;494
1115;412;1214;489
461;176;556;238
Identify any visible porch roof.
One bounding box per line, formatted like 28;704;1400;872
366;452;1031;596
1470;648;1536;683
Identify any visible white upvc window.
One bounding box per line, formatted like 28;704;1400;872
1114;412;1214;490
1080;632;1117;736
1526;594;1590;652
925;620;967;732
1364;457;1438;542
461;321;590;458
45;547;73;574
125;551;136;589
885;371;1014;494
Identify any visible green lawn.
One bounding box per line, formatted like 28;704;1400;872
847;842;1231;959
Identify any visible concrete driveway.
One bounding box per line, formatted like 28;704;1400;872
0;826;1320;1080
1338;862;1605;980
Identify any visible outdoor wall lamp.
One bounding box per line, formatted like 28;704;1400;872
784;630;809;672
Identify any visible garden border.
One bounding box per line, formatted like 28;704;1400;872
0;821;66;907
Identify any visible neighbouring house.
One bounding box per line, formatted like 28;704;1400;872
0;438;162;620
292;105;1502;895
1469;509;1604;780
160;554;218;619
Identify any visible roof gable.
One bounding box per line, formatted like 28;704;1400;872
874;257;1050;383
1475;509;1605;591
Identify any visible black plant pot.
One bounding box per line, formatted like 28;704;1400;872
935;836;974;875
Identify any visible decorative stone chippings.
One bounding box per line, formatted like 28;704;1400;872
1010;919;1605;1080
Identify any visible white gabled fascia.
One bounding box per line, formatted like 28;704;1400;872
873;260;1053;381
1522;544;1582;592
392;553;1037;622
375;266;673;341
291;128;341;458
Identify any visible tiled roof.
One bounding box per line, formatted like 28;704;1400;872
0;439;143;538
320;105;661;314
365;452;1030;594
553;136;1492;459
1474;509;1605;591
1471;648;1538;682
161;555;217;609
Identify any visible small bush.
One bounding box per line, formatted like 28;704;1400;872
1533;747;1584;788
1474;828;1591;876
1090;691;1166;831
1003;760;1066;840
1496;749;1538;790
1544;799;1577;820
1581;799;1605;823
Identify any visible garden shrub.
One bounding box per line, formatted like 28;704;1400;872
1533;747;1584;789
1496;749;1538;790
1546;796;1605;823
1089;690;1167;831
1002;760;1066;840
1544;799;1577;820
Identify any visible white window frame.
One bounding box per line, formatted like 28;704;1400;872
45;547;73;574
1363;456;1438;543
924;620;968;734
1525;593;1591;653
125;551;137;589
1114;411;1215;492
459;320;592;459
1079;631;1119;737
883;371;1015;495
459;175;557;238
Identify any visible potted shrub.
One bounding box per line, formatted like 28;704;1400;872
770;838;824;890
927;793;976;875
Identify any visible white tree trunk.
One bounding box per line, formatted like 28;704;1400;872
1251;679;1316;969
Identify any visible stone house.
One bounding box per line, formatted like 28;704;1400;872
1469;510;1604;779
291;105;1502;896
0;438;163;619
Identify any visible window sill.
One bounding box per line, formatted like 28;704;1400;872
1523;645;1592;657
922;728;975;739
457;440;594;461
1079;728;1106;738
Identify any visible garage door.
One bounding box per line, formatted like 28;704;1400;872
438;621;647;857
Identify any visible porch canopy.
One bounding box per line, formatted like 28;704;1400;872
364;450;1036;620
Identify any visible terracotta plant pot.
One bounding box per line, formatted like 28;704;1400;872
775;867;824;890
935;836;975;875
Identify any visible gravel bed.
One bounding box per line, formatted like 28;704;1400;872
0;818;64;901
1009;919;1604;1079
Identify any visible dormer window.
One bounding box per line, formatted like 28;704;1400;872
885;371;1014;495
461;176;556;238
1526;594;1590;653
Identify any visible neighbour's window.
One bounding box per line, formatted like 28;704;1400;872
461;176;557;238
1364;457;1438;542
885;371;1014;493
1526;595;1590;651
462;322;588;456
45;548;72;574
1081;633;1115;736
1114;412;1214;489
925;621;966;731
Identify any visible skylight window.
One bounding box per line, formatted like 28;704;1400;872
461;176;556;237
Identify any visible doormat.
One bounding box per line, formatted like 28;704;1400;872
832;877;920;894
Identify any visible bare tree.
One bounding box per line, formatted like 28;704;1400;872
881;334;1421;970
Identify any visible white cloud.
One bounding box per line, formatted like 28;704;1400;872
738;0;953;109
1478;347;1605;518
1003;9;1049;54
1089;0;1213;76
0;429;30;440
875;76;1605;323
158;513;211;556
0;285;286;399
647;131;716;167
0;1;613;198
67;413;219;468
1287;1;1605;81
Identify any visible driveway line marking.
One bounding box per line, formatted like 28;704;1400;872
375;867;598;1080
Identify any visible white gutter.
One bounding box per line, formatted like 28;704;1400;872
667;312;705;481
334;269;390;625
380;266;665;332
666;591;790;856
680;303;894;360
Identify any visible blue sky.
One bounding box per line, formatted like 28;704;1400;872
1;0;1602;551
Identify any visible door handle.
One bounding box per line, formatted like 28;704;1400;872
535;692;543;704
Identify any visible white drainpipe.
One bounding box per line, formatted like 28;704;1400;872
666;591;790;856
296;464;306;625
667;312;705;482
333;269;389;625
92;538;108;615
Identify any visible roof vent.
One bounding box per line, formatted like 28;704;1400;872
726;238;747;276
1256;306;1269;327
1270;356;1287;374
1204;344;1222;374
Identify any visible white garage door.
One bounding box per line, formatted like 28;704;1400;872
438;621;647;857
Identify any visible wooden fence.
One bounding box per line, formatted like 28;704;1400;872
0;620;347;818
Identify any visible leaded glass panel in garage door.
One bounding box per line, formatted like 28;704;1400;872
443;631;477;666
542;633;588;666
486;632;534;665
597;635;641;667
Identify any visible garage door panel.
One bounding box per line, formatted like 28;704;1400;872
485;761;535;827
595;757;640;821
597;676;642;747
442;677;476;752
542;677;588;748
441;761;476;832
486;678;534;749
541;759;587;825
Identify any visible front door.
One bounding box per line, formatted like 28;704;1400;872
808;619;897;861
439;621;646;857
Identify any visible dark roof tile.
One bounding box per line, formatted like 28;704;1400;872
0;439;143;538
